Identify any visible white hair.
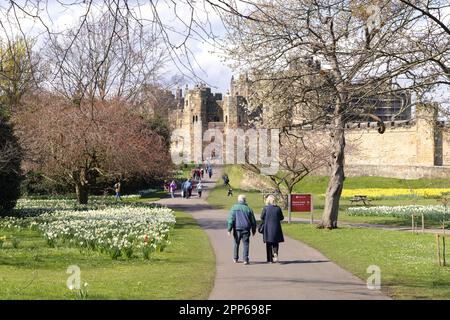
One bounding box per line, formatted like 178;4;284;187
265;195;276;205
238;194;246;203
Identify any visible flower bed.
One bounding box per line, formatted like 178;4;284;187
12;196;154;217
0;205;176;259
341;188;450;199
347;205;448;221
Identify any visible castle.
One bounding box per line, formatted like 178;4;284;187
169;74;251;131
169;77;450;180
169;75;253;164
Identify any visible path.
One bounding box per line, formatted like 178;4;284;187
157;167;389;300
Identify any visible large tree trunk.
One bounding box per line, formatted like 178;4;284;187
75;182;89;204
319;118;346;229
74;169;90;204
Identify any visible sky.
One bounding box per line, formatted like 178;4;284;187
0;0;234;94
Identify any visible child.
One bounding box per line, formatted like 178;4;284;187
227;188;233;197
197;180;203;198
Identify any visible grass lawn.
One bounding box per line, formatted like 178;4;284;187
209;165;450;228
282;223;450;299
0;210;215;300
123;190;168;203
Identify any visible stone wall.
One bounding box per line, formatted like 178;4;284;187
345;124;418;166
309;105;450;179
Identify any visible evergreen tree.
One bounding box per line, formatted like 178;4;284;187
0;117;23;214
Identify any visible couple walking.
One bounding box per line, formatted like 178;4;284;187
227;194;284;264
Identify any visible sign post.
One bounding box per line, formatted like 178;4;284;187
288;194;292;223
289;194;314;224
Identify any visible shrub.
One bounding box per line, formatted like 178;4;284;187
0;118;23;215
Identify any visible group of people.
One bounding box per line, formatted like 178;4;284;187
191;165;213;181
227;194;284;264
191;168;203;181
180;178;204;198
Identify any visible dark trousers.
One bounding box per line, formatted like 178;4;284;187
266;242;279;262
233;230;250;262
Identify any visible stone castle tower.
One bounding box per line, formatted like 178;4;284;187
169;76;251;163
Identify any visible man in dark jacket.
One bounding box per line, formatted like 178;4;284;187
227;194;257;265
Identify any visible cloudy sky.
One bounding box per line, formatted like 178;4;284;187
0;0;234;93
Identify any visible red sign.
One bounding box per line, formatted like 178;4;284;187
290;194;313;212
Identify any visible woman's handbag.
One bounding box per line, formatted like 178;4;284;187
258;222;265;234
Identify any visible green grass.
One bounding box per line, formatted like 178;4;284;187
123;190;168;203
0;211;215;299
282;223;450;299
209;165;450;228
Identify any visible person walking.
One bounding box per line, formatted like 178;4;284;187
114;181;122;201
169;180;177;198
182;179;189;198
186;179;193;198
223;174;230;186
201;168;204;179
227;194;257;265
208;166;213;179
260;195;284;263
196;180;203;198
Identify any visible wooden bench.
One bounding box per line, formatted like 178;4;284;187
349;195;373;205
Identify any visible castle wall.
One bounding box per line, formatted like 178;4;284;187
441;130;450;166
345;126;418;166
170;83;449;180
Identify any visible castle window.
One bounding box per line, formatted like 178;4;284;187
196;115;198;122
225;115;228;123
193;116;195;123
238;115;241;123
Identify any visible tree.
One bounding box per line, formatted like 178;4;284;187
0;38;35;212
44;11;166;106
0;38;36;118
135;84;178;148
243;131;330;207
222;0;449;228
15;93;171;204
0;116;22;213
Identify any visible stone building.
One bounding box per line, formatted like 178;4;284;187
169;76;252;163
169;76;450;179
312;104;450;179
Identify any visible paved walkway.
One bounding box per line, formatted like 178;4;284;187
157;167;389;300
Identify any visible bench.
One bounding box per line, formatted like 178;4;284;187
349;195;373;205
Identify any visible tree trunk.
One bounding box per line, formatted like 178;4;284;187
319;119;346;229
75;183;89;204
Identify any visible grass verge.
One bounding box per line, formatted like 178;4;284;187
0;210;215;299
209;165;450;228
282;223;450;299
